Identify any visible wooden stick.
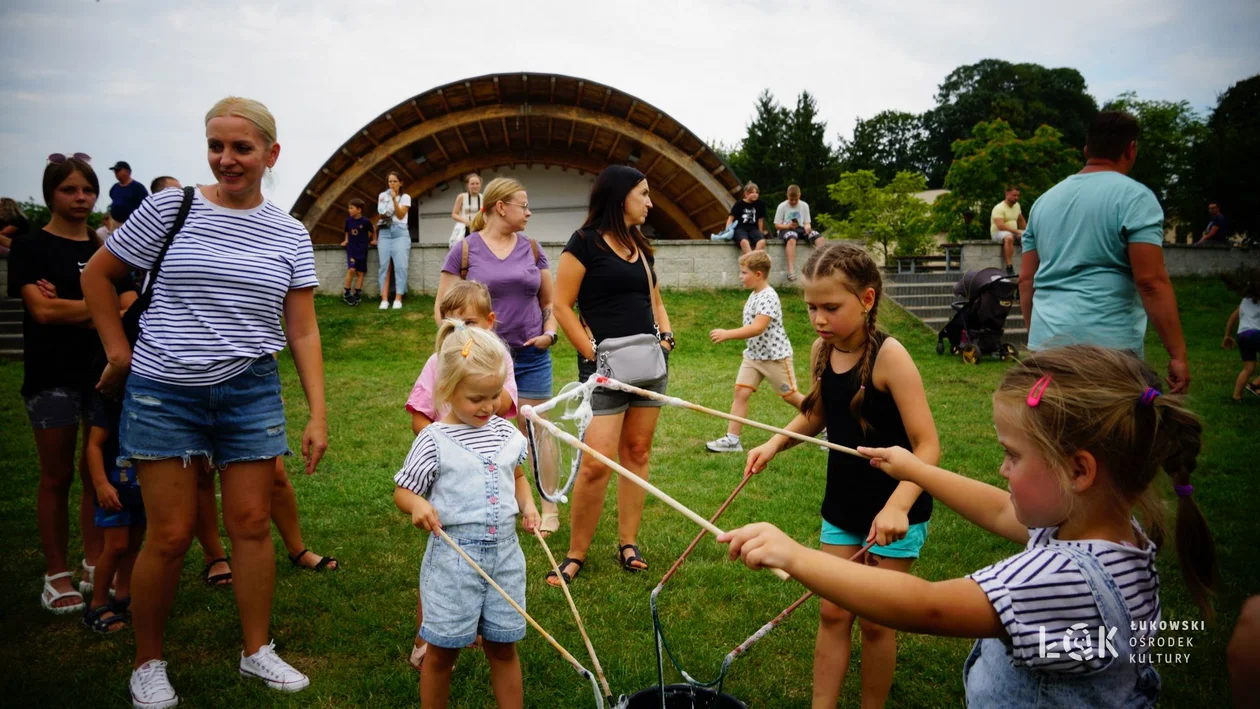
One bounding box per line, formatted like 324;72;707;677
595;376;866;459
526;413;792;582
534;528;613;699
433;528;589;675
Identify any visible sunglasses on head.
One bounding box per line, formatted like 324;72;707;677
47;153;92;164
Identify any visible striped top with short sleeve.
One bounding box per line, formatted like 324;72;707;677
106;187;319;386
968;523;1160;674
394;418;524;497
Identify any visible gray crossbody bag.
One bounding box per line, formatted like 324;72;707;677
583;246;667;385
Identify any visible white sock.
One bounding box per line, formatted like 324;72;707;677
727;433;740;442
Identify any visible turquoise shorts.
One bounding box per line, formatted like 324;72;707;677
820;519;929;559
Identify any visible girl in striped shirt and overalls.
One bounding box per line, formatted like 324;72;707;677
723;344;1216;707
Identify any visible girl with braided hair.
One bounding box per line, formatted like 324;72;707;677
742;242;939;707
723;344;1215;707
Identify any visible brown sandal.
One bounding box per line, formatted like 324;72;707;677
545;557;584;587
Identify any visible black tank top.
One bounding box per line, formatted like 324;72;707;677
820;333;933;535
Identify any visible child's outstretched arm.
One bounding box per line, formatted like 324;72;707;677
720;523;1004;638
858;445;1028;544
711;314;770;344
86;426;122;511
514;467;540;532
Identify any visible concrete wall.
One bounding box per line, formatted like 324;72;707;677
955;240;1260;277
313;239;817;296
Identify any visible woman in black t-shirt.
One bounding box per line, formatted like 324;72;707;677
548;165;675;586
8;157;136;614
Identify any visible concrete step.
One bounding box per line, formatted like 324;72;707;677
0;321;20;334
0;333;22;349
0;310;20;325
883;271;960;284
0;299;22;312
906;306;1025;326
0;349;22;360
886;293;960;307
886;282;957;298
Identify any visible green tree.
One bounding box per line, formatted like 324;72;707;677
1103;92;1206;212
838;110;929;184
931;119;1082;242
821;170;935;259
783;90;839;215
1191;74;1259;243
729;90;789;199
17;199;105;233
922;60;1097;186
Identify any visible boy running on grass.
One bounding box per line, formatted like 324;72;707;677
706;251;803;452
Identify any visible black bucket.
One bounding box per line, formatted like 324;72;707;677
625;684;747;709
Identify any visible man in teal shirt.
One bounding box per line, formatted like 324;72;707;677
1020;110;1190;393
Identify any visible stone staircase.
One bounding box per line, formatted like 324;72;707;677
883;267;1028;349
0;297;22;360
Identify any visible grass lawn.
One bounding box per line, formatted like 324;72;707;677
1;277;1255;707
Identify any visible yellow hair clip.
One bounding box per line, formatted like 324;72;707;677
461;338;474;357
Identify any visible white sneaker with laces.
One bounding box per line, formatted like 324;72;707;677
379;300;389;310
131;659;179;709
705;434;743;453
818;429;829;451
392;300;403;310
240;641;310;692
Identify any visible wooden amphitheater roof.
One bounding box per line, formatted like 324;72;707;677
290;73;743;243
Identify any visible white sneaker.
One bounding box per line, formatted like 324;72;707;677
378;300;389;310
240;641;310;692
818;429;829;451
131;659;179;709
705;434;743;453
392;300;403;310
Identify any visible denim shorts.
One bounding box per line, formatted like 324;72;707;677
821;519;929;559
95;499;146;528
119;357;291;469
577;347;670;416
420;531;527;648
24;387;96;430
511;345;553;400
1239;329;1260;362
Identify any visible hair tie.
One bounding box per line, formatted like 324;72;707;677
1027;374;1052;407
461;339;474;358
1139;387;1161;408
1174;484;1193;498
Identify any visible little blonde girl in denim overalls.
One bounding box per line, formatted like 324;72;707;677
393;320;540;708
721;345;1217;707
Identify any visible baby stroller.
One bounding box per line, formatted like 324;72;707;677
935;267;1019;364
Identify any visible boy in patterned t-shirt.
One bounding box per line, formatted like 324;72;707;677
706;251;803;453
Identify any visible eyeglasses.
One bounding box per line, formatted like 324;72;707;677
502;202;530;211
48;153;92;164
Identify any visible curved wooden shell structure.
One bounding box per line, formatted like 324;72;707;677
291;73;742;243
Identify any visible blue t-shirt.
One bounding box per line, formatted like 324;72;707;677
109;181;149;223
1022;172;1164;356
344;216;372;256
1205;213;1229;243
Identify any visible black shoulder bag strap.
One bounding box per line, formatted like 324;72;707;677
122;186;194;346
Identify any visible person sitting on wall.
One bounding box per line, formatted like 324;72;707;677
774;184;825;281
990;185;1025;275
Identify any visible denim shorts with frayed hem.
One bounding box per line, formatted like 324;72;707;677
118;356;291;469
511;344;553;400
577;348;670;416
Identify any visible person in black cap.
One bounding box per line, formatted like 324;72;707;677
108;161;148;223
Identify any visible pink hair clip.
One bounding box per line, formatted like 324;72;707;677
1027;374;1052;407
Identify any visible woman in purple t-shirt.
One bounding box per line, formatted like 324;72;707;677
433;176;561;535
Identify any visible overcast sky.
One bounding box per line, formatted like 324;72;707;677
2;0;1257;212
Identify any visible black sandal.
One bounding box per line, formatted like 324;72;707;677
290;549;339;572
203;557;232;586
82;604;128;634
617;544;648;572
545;557;585;587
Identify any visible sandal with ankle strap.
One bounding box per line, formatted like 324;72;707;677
290;549;339;572
545;557;584;587
617;544;648;572
82;604;129;634
41;572;85;615
203;557;232;586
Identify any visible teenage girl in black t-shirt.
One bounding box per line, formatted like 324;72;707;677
9;156;137;615
741;242;941;708
548;165;675;587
